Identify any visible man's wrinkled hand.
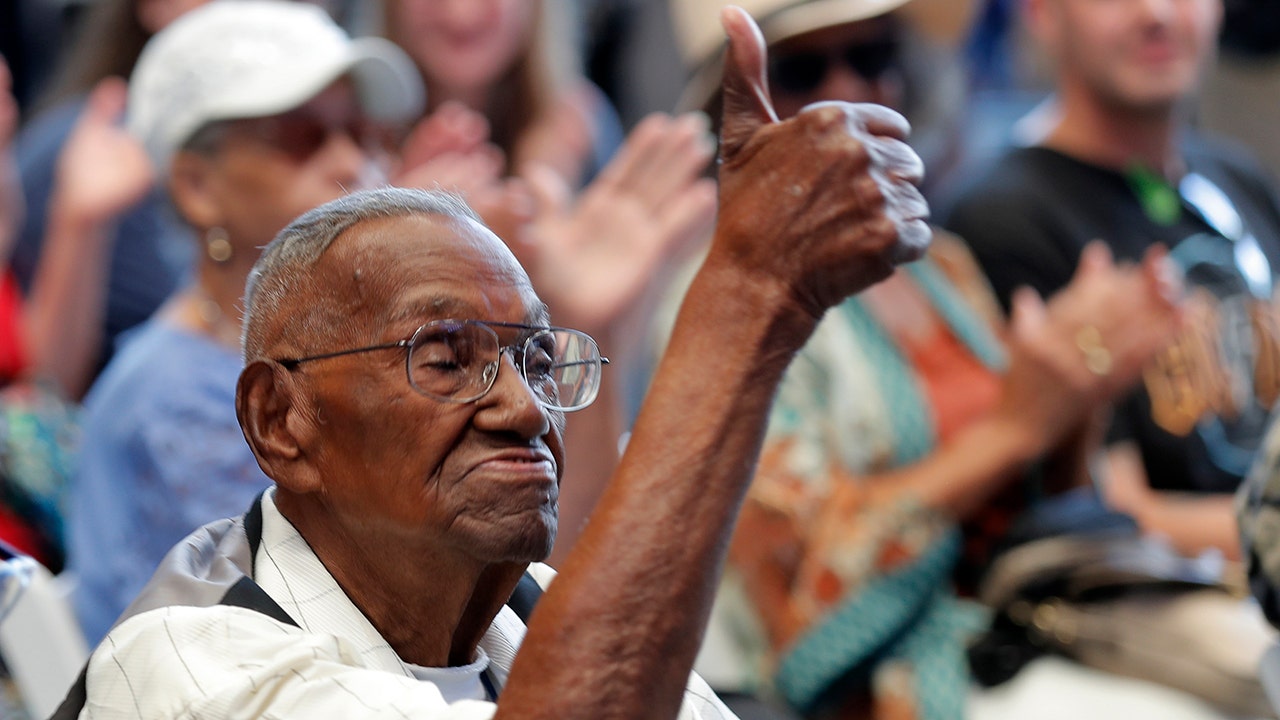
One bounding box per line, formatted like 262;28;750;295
710;6;931;319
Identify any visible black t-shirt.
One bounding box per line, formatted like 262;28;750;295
941;139;1280;494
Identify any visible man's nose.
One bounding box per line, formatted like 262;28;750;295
478;353;553;438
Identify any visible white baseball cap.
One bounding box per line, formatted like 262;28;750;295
128;0;425;170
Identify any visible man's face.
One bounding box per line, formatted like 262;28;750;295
388;0;534;99
1036;0;1222;114
193;80;393;251
287;213;565;565
767;17;904;121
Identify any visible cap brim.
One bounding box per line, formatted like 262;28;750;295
345;37;426;123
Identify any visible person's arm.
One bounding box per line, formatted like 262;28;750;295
0;58;21;267
498;9;932;718
22;77;154;399
1102;441;1241;559
734;246;1182;649
888;242;1182;509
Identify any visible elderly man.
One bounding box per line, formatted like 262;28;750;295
54;8;931;719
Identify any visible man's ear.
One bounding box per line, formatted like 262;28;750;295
169;149;223;232
237;360;323;493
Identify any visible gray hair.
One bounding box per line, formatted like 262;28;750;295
241;187;482;362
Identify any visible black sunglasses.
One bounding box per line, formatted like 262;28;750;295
189;109;405;164
768;38;900;95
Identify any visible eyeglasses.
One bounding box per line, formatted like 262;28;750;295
218;108;404;163
276;320;609;412
768;37;899;95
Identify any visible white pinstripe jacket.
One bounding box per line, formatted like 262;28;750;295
68;489;733;720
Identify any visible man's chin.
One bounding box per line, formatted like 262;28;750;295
470;517;557;565
505;527;556;564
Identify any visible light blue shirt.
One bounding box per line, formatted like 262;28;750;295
68;320;269;645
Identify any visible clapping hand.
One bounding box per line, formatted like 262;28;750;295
1041;242;1184;400
397;100;493;172
997;242;1184;454
517;112;718;336
398;94;720;342
395;102;537;253
394;101;509;199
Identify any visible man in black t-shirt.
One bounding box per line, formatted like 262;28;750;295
943;0;1280;559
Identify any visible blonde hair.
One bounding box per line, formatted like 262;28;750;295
494;0;555;165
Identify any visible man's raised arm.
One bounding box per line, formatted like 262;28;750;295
498;7;931;719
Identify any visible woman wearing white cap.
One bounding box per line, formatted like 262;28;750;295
65;0;425;646
661;2;1186;719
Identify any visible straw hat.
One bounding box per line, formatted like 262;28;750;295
671;0;980;111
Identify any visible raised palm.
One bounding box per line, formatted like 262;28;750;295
520;112;717;336
56;78;155;224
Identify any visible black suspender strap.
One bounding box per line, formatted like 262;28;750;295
481;571;545;700
244;490;267;573
221;576;299;628
506;571;543;623
48;664;88;720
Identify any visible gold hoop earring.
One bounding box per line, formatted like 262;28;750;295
206;227;233;264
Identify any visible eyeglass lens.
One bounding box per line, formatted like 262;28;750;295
235;110;402;163
407;322;602;410
769;38;899;95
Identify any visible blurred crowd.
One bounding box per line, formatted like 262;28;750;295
3;0;1280;719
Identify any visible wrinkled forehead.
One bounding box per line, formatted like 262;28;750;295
314;213;546;332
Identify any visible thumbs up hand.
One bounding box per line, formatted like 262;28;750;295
710;6;931;320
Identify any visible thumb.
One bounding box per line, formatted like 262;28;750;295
718;5;778;161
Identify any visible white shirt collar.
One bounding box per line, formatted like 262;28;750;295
254;487;532;686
